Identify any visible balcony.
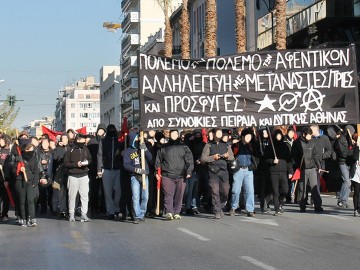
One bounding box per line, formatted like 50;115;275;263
121;34;140;54
121;55;138;74
121;0;138;11
121;11;139;31
123;76;138;90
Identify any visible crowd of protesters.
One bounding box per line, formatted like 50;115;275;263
0;123;359;227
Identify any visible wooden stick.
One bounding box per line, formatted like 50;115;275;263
139;131;147;190
155;168;161;216
15;129;28;182
267;126;277;159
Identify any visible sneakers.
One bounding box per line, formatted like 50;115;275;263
28;219;37;227
192;207;200;215
261;208;270;214
246;212;255;217
69;214;75;222
314;207;324;213
273;211;281;216
166;213;174;221
354;210;360;217
81;215;91;222
214;214;221;219
133;219;140;224
173;214;181;220
279;205;284;214
229;209;236;216
108;214;115;220
337;201;348;208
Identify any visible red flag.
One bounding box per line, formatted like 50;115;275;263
291;168;301;181
5;184;15;207
15;145;25;177
157;168;162;189
202;128;208;143
42;125;62;142
293;125;298;140
119;117;129;143
76;127;87;135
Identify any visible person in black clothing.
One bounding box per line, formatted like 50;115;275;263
14;142;40;227
292;127;323;213
52;133;69;218
255;127;272;213
350;133;360;216
87;123;106;216
264;129;293;216
64;134;92;222
186;129;206;215
334;129;354;208
201;128;234;219
310;125;333;193
38;137;53;214
155;130;194;221
97;124;122;220
0;134;11;221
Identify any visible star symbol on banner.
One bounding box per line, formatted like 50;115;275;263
255;94;276;112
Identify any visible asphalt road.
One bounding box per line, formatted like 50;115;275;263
0;195;359;270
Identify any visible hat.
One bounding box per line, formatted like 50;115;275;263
302;127;313;135
241;128;253;138
106;124;117;133
19;130;29;138
97;123;107;133
155;131;165;142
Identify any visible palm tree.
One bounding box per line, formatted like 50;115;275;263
180;0;190;59
205;0;217;57
235;0;246;53
156;0;173;57
275;0;287;50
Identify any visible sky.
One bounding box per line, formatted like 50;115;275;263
0;0;122;129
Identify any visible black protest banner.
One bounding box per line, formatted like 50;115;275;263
138;46;359;130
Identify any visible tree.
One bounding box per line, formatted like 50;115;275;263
0;95;19;132
275;0;287;50
235;0;246;53
156;0;173;58
180;0;191;59
205;0;217;57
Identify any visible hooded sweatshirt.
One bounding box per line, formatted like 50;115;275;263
97;125;122;171
123;130;152;176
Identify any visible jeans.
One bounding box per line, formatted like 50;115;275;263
185;172;199;209
231;168;254;212
339;164;351;204
16;180;35;220
131;176;149;220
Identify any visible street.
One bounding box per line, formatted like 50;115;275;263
0;195;359;270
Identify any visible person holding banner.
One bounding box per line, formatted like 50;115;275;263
264;129;293;216
155;130;194;221
123;130;152;224
0;134;11;221
291;127;323;213
229;128;256;217
201;128;234;219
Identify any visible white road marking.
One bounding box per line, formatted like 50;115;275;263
177;228;210;241
62;230;92;254
322;214;350;220
240;256;278;270
241;217;279;227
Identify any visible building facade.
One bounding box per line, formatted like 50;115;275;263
100;66;121;128
121;0;181;127
24;116;54;138
54;76;100;135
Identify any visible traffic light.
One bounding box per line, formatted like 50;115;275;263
8;96;15;106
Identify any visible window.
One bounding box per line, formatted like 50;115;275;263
80;113;88;118
71;113;75;118
71;103;75;109
86;94;91;99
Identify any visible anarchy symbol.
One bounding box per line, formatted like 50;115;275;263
279;92;302;112
300;86;326;112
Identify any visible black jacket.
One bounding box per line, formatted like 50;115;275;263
201;140;234;171
64;144;91;177
264;131;293;173
14;153;40;185
97;134;122;171
291;137;321;170
334;133;352;164
123;131;152;176
312;135;333;162
155;139;194;179
38;147;53;183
